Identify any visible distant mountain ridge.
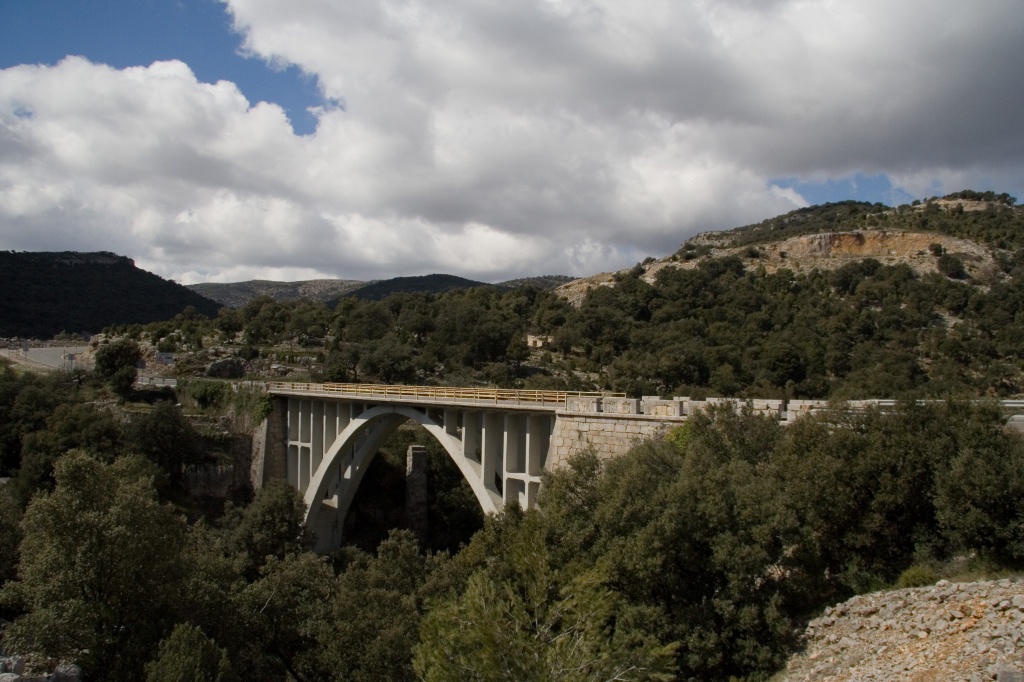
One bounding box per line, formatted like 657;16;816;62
0;251;221;338
189;274;576;308
188;279;367;308
12;191;1016;338
336;274;486;302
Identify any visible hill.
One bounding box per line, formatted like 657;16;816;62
497;274;575;290
557;191;1023;305
330;273;489;303
0;251;221;339
188;278;367;308
188;275;573;309
337;274;575;302
712;190;1021;249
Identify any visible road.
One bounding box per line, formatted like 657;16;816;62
3;345;87;371
3;346;176;386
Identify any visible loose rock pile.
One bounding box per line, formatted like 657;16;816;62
0;658;80;682
777;579;1024;681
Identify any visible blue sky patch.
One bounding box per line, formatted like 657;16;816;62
0;0;323;135
772;173;917;208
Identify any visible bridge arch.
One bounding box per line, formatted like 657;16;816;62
303;404;501;550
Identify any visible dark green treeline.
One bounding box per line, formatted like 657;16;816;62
3;366;1024;681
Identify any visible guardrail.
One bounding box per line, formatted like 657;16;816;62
267;381;624;406
136;375;178;387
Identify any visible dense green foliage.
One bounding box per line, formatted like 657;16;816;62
415;510;678;681
223;246;1024;399
121;252;1024;400
563;253;1024;398
0;364;221;504
0;251;220;338
1;453;187;679
145;623;237;682
423;401;1024;681
5;356;1024;680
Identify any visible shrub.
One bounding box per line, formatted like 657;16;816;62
146;623;236;682
937;254;966;279
895;565;939;589
188;380;229;410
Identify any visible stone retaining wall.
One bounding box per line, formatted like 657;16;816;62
548;412;682;469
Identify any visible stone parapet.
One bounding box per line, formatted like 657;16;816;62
604;397;641;414
642;397;685;417
784;399;829;422
566;396;602;413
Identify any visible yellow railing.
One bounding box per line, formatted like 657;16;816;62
267;381;623;405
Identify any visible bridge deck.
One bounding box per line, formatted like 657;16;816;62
267;381;624;410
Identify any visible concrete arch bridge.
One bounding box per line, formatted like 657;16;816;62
251;382;1024;550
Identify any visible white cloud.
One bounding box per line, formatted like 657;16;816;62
2;0;1023;286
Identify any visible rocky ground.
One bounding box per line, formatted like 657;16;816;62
775;578;1024;682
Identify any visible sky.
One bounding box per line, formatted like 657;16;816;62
1;0;1022;284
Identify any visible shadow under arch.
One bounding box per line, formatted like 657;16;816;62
303;404;502;550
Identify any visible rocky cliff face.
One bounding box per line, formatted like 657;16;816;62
556;229;1000;306
776;579;1024;682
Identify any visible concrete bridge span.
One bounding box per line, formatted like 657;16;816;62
252;382;1024;550
252;383;613;550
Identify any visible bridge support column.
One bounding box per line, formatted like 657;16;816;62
444;409;459;438
251;396;288;489
463;411;481;463
502;413;524;506
406;444;428;544
482;411;504;495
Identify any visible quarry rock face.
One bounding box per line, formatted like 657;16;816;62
556;229;999;306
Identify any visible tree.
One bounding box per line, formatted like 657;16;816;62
14;402;122;502
125;402;205;494
237;553;334;681
304;531;426;682
932;405;1024;562
1;452;186;680
146;623;236;682
94;339;142;401
415;513;676;682
937;253;967;279
222;480;314;581
0;486;21;586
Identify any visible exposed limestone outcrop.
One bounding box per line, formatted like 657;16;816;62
556;229;999;306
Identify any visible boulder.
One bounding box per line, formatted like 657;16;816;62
206;358;244;379
51;663;83;682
